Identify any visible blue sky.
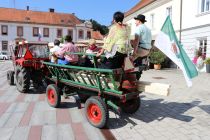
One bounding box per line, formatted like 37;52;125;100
0;0;140;25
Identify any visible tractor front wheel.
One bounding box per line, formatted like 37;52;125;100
46;84;61;108
7;70;14;85
85;96;108;128
15;66;30;93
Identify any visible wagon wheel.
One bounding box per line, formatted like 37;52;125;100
46;84;61;108
121;96;140;114
85;96;108;128
7;70;15;85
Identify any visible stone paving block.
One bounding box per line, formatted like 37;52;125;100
0;127;15;140
69;108;84;123
10;126;30;140
5;94;18;103
43;111;56;125
41;125;57;140
131;133;145;140
24;95;34;102
4;112;24;127
0;113;11;127
30;111;44;126
5;103;17;113
34;101;55;112
83;121;105;140
57;124;74;140
0;95;9;102
13;102;29;113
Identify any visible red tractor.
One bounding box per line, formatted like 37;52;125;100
7;41;50;93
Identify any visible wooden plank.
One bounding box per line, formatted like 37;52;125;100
138;81;170;96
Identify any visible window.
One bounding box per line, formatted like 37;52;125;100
57;29;63;38
2;41;8;51
68;29;73;38
17;26;23;37
200;0;210;13
198;38;207;59
79;30;84;39
1;25;8;35
166;6;172;20
87;31;91;39
150;14;155;29
43;28;49;37
33;27;39;37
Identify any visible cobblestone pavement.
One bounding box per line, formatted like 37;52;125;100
0;61;106;140
109;69;210;140
1;60;210;140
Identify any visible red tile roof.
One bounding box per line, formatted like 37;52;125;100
125;0;156;17
0;7;82;26
91;31;104;40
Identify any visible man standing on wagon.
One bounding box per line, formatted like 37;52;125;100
131;14;152;80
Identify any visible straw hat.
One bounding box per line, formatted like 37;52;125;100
89;39;96;45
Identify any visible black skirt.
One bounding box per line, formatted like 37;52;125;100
99;52;127;69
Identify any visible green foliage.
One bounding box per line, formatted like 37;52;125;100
204;57;210;64
149;50;166;64
60;37;65;44
90;19;109;35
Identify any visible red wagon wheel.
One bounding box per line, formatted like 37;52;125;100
121;96;140;114
46;84;61;108
85;96;108;128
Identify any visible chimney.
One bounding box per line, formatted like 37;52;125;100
72;13;75;16
26;6;29;11
49;8;55;13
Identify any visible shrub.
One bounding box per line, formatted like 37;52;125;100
204;57;210;64
149;50;166;64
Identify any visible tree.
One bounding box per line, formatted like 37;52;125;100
90;19;109;35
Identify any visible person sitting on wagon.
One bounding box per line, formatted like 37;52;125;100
96;11;130;69
81;39;100;67
49;39;61;63
55;35;79;65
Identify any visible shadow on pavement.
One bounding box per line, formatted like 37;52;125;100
198;105;210;115
109;96;201;129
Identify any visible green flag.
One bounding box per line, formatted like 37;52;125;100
155;16;198;87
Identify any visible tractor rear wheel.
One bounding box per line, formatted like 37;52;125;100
15;65;30;93
7;70;14;85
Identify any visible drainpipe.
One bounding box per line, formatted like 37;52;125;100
179;0;183;43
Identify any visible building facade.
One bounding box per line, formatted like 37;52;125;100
124;0;210;60
181;0;210;59
0;7;92;53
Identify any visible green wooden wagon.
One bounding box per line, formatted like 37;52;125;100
42;53;142;128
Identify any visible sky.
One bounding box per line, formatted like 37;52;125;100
0;0;140;25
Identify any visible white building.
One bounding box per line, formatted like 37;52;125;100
124;0;210;60
0;7;92;53
181;0;210;59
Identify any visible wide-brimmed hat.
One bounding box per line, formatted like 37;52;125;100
134;14;147;22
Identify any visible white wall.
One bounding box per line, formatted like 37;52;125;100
125;0;181;40
182;0;210;29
